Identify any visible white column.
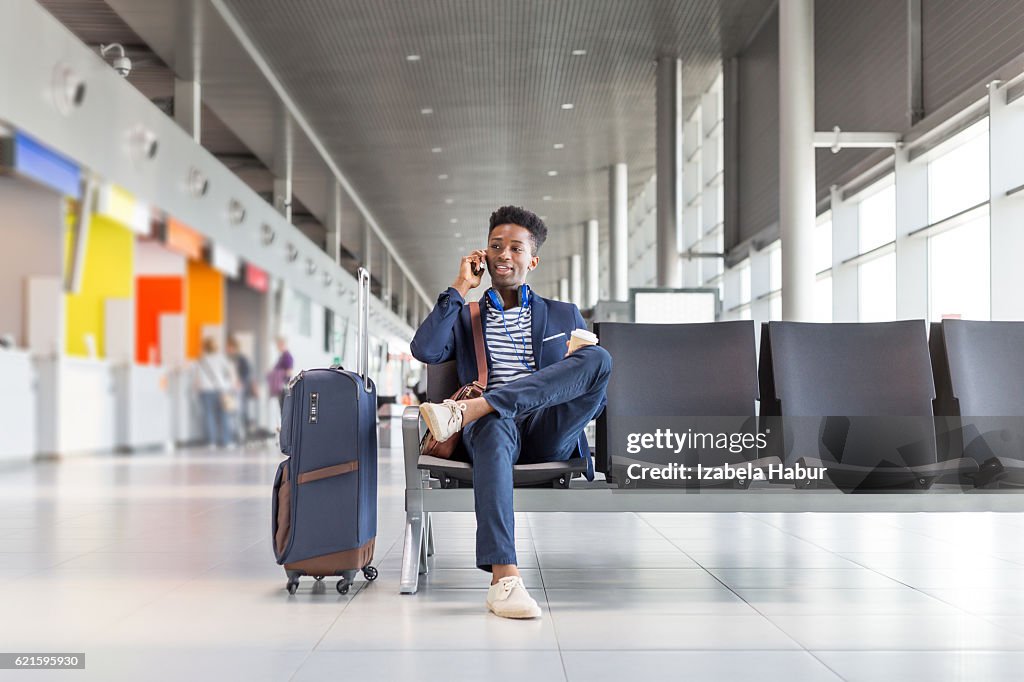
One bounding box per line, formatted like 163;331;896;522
326;181;342;266
399;275;408;322
381;255;390;307
989;80;1024;320
656;57;683;288
558;278;569;302
273;116;293;222
778;0;816;321
584;219;599;307
569;255;583;307
362;221;372;278
173;79;201;144
895;149;929;320
609;163;629;301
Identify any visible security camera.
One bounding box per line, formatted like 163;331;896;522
100;44;132;78
112;55;132;77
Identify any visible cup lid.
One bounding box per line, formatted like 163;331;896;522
571;328;598;343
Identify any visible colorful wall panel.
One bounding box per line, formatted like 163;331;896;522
136;277;183;364
166;219;204;260
186;260;224;359
64;214;134;357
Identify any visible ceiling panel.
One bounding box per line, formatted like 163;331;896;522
41;0;772;298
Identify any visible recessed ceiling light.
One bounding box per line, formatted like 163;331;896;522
431;147;442;153
560;103;574;110
450;218;459;224
553;143;564;149
547;170;558;177
444;198;454;204
539;215;547;220
453;232;462;238
438;174;449;180
420;107;433;115
542;195;552;201
571;49;587;56
406;54;421;61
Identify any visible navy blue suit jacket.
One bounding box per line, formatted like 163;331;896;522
410;287;596;476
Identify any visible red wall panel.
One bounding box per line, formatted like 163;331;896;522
135;276;183;364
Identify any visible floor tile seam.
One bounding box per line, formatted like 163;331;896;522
798;649;853;681
956;611;1024;641
307;582;367;654
644;520;812;654
135;536;270;599
809;553;993;616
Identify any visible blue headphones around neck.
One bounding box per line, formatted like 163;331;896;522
486;284;533;371
486;284;531;312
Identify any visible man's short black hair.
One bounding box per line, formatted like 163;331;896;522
488;205;547;255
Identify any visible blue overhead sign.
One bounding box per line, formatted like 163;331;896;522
10;131;81;198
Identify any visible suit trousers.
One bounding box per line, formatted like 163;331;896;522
462;345;612;571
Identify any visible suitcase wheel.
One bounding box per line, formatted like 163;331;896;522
362;565;378;582
336;579;350;595
286;569;302;595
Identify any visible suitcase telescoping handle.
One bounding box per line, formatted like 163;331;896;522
356;266;371;393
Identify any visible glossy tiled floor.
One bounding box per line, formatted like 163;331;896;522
1;443;1023;681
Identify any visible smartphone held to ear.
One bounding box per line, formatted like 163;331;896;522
472;261;485;277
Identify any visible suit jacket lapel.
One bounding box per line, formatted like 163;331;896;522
530;295;548;369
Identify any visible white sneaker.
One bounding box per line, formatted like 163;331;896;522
419;399;467;443
486;576;542;619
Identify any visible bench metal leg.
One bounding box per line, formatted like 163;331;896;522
400;508;425;594
425;511;435;557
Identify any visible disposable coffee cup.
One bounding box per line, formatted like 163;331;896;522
567;328;599;353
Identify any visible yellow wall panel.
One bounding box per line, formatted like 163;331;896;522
64;214;134;357
186;260;224;359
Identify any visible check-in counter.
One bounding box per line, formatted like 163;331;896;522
35;356;117;456
0;350;38;461
113;364;172;451
167;365;205;446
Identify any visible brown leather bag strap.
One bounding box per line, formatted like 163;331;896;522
470;301;487;388
297;460;359;484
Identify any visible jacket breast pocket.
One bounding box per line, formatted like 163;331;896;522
540;332;568;367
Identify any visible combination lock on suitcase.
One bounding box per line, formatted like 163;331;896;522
272;268;378;595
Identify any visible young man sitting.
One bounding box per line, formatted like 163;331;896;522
411;205;612;619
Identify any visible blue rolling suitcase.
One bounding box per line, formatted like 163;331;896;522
272;268;378;595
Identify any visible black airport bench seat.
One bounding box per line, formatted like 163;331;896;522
398;319;1023;594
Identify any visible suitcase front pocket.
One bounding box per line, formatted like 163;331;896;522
288;458;362;560
271;460;291;562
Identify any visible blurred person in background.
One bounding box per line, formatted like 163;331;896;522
267;336;294;412
226;335;255;443
195;336;239;448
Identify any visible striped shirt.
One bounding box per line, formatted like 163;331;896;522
484;301;535;388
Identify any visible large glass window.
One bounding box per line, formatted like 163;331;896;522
858;181;896;253
858;252;896;322
928;119;989;224
737;259;751;305
768;245;782;292
816;276;833;323
929;211;990;321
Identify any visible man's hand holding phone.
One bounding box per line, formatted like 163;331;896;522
453;249;487;298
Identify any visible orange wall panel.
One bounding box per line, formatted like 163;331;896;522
135;276;183;364
186;260;224;359
165;219;204;260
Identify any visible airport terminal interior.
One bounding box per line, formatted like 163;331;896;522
2;0;1024;680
